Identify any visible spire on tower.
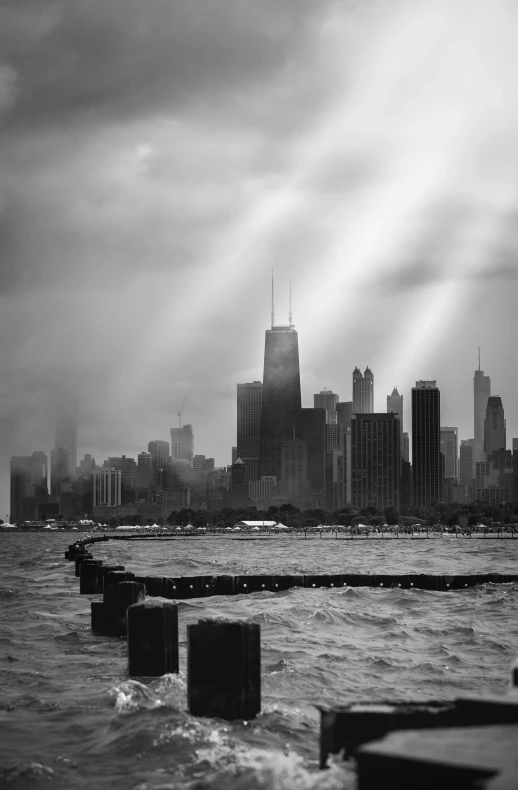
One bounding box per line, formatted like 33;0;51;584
478;346;481;371
289;281;293;327
271;269;275;329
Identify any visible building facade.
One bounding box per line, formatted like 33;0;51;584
484;396;506;457
107;455;137;504
259;325;301;478
474;366;491;467
237;381;262;483
352;367;374;414
350;413;401;509
50;447;73;496
314;389;339;423
93;467;122;508
387;387;403;452
10;452;48;523
148;440;170;489
412;381;441;508
170;425;194;464
440;427;458;480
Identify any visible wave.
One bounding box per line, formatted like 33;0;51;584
112;673;187;714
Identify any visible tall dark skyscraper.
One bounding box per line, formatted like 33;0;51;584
484;396;506;457
170;425;194;464
474;355;491;467
237;381;262;482
295;408;326;499
412;380;441;508
259;321;301;478
351;413;401;509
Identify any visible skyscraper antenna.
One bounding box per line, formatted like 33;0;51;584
478;347;480;371
289;281;293;327
271;269;275;328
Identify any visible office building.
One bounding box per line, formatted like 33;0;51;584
170;424;194;464
387;387;403;451
474;362;491;466
352;367;374;414
259;323;301;478
230;457;249;508
484;396;506;458
136;452;153;488
440;427;458;479
278;438;311;509
412;381;441;508
107;455;137;504
402;432;410;463
459;439;475;503
350;413;401;509
294;407;326;501
237;381;262;482
314;389;339;423
336;401;353;430
10;452;48;523
148;440;170;488
93;467;122;508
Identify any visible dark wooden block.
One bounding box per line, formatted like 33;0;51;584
127;600;179;676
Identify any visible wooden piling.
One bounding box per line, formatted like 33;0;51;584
92;581;145;637
74;552;93;576
79;560;104;594
127;600;179;676
188;619;260;721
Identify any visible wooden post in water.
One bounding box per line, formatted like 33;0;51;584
127;600;179;676
79;560;104;594
188;620;260;721
92;581;145;637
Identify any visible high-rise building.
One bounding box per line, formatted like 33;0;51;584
352;367;374;414
237;381;262;482
294;407;326;500
136;452;153;488
387;387;403;451
440;427;458;479
170;425;193;464
279;439;311;509
93;467;122;508
336;401;353;430
402;432;410;463
459;439;474;502
474;362;491;467
412;381;441;508
484;396;506;458
350;413;401;509
230;457;249;508
55;407;77;471
259;324;301;478
314;389;339;423
148;440;170;488
50;447;73;496
107;455;137;504
10;452;48;523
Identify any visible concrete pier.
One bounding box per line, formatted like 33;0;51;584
127;600;179;677
188;620;260;721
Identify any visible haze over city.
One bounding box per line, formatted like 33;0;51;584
1;0;518;515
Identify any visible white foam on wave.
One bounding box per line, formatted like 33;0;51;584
112;673;187;714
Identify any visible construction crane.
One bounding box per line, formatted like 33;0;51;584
177;397;187;428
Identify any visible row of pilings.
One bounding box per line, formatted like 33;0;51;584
66;536;518;790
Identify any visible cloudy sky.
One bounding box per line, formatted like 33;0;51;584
1;0;518;514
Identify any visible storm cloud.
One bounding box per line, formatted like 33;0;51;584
1;0;518;513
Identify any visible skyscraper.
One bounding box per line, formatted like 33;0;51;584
107;455;137;504
259;324;301;478
237;381;262;482
387;387;403;452
484;396;506;458
402;432;410;463
93;467;121;508
352;367;374;414
459;439;474;501
10;452;48;523
314;389;339;423
294;408;326;501
336;401;353;430
440;427;458;479
474;359;491;466
350;413;401;509
136;452;153;488
148;440;170;489
170;425;194;464
412;381;441;508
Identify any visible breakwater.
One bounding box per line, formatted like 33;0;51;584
67;535;518;788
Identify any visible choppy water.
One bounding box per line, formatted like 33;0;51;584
1;534;517;790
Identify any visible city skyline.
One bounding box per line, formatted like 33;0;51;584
4;330;518;517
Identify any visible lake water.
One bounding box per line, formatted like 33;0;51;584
1;534;517;790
